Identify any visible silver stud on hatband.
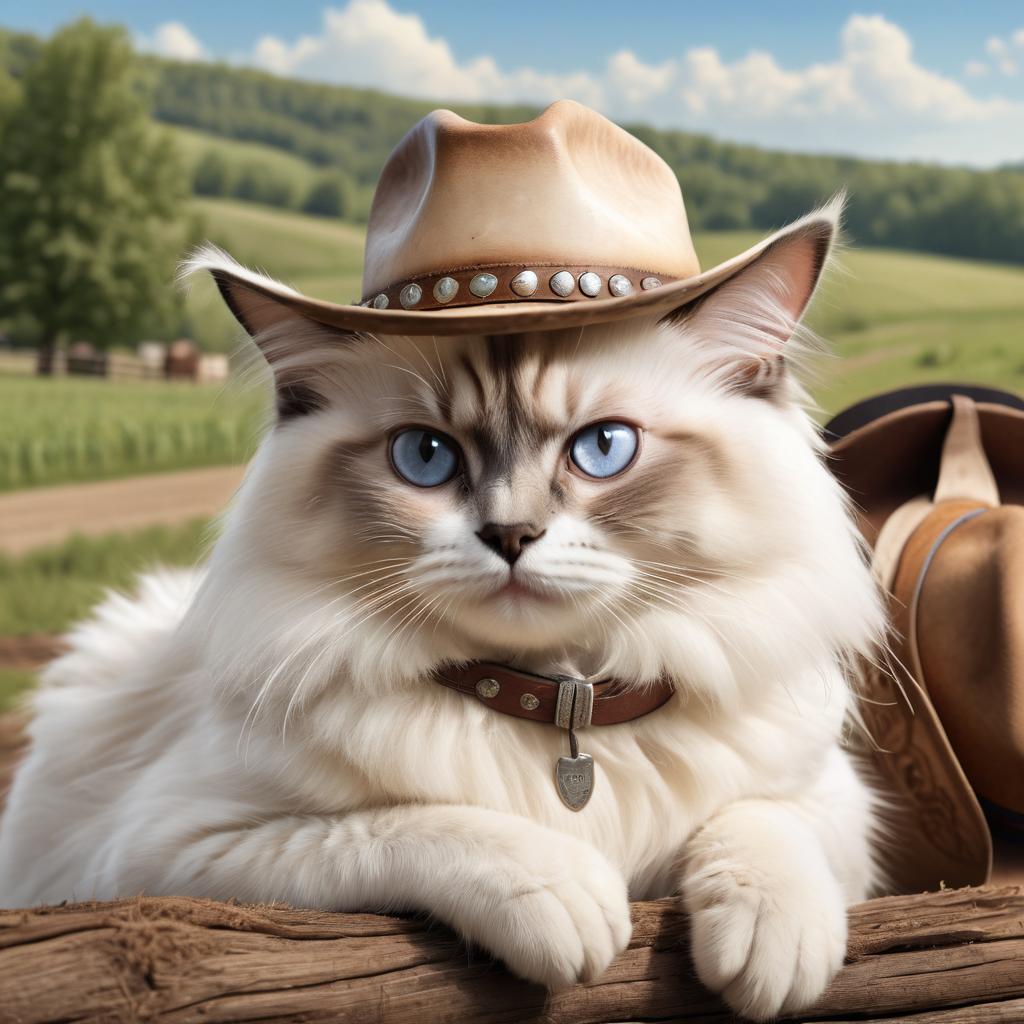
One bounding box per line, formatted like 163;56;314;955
433;277;458;303
520;693;540;710
400;283;422;309
372;293;389;309
510;270;538;296
549;271;575;297
640;276;663;290
609;274;633;297
469;273;498;298
579;272;602;297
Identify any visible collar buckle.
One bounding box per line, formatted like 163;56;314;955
554;677;594;731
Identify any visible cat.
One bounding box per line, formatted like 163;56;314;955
0;203;885;1021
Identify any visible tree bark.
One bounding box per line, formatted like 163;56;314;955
1;714;1023;1023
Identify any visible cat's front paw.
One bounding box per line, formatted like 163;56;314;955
682;846;846;1021
463;828;631;990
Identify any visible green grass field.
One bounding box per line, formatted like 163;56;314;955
0;518;212;710
186;202;1024;414
0;372;267;491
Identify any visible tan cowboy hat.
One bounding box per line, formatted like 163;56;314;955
192;99;838;337
827;384;1024;893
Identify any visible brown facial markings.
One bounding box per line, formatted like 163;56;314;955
530;344;556;400
584;433;727;547
313;436;382;498
452;336;561;483
276;379;329;420
431;380;454;425
653;429;735;483
458;354;487;413
564;375;582;423
586;458;680;533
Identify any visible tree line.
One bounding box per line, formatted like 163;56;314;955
3;25;1023;262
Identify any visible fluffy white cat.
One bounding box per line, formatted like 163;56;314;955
0;204;885;1020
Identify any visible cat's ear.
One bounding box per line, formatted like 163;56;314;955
181;245;356;419
666;199;840;395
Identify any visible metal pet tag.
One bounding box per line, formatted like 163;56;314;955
556;736;594;810
554;677;596;811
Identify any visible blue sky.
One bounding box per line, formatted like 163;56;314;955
7;2;1024;165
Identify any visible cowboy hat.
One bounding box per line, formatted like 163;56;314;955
190;100;838;337
827;383;1024;893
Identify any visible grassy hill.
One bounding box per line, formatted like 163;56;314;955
187;199;1024;414
169;125;321;197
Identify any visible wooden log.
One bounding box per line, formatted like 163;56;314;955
2;712;1023;1022
0;885;1021;1023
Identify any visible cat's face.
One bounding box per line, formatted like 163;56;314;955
233;317;823;667
198;216;876;688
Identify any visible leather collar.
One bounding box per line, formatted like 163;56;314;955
433;662;674;728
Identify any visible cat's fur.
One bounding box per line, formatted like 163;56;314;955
0;205;885;1020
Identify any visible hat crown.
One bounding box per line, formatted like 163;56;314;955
361;100;699;298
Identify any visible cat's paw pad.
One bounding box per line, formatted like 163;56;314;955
476;835;632;989
683;857;846;1021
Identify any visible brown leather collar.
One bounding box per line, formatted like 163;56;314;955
433;662;674;728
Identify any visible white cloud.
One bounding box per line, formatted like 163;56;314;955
250;0;603;106
965;60;989;78
137;22;207;62
971;28;1024;77
151;4;1024;166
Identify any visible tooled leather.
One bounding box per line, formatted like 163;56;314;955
433;662;674;727
859;499;993;892
362;265;676;312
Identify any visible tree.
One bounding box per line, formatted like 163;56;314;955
0;20;190;371
232;162;297;208
302;171;356;218
192;150;234;197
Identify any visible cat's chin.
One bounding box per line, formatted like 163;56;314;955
446;582;599;650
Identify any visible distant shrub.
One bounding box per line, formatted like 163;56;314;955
192;150;234;196
916;345;956;368
302;172;355;218
233;163;298;208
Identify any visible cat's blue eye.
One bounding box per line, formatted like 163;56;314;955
390;428;461;487
570;422;639;479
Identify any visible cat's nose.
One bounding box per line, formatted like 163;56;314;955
476;522;546;566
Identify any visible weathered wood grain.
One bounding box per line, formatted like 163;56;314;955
0;886;1022;1023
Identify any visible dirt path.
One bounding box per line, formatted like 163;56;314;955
0;465;246;556
0;635;63;670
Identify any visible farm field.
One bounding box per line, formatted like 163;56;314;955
187;201;1024;413
0;372;267;492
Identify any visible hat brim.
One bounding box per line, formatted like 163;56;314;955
825;383;1024;443
193;210;835;337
